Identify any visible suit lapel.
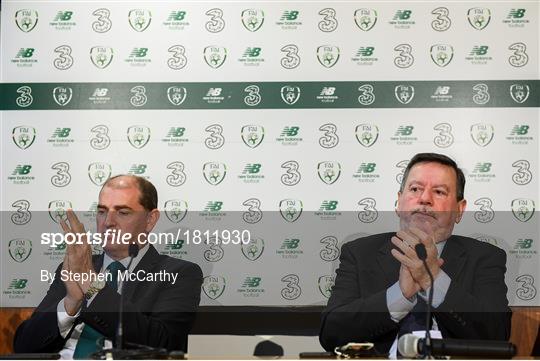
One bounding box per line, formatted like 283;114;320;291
440;236;466;280
122;245;161;300
376;236;400;287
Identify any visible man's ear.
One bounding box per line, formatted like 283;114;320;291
395;192;402;214
455;199;467;223
145;209;160;232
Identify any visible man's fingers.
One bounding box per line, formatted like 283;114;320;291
396;230;420;247
391;236;417;259
391;248;416;268
67;209;85;232
59;217;71;233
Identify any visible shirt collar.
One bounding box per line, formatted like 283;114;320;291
436;240;447;256
102;243;149;272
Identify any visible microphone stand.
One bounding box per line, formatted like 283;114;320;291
415;244;434;359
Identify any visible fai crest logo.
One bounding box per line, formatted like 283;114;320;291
128;9;152;32
241;9;264;32
204;46;227;68
318;275;334;298
127;126;151;149
355;124;379;147
281;86;301;105
241;125;264;148
354;9;377;31
48;200;72;223
430;44;453;67
53;86;72;106
317;161;341;185
167;86;187;106
164;199;188;223
470;123;494;147
467;8;491;30
15;9;38;32
241;238;265;261
203;162;227;185
202;276;226;300
88;162;111;186
317;45;340;68
279;199;303;223
12;126;36;150
9;239;32;263
512;199;535;222
394;85;414;104
90;46;113;69
510;84;530;104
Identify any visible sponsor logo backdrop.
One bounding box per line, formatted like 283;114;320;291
1;1;538;307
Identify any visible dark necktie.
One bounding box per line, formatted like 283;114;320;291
397;297;432;358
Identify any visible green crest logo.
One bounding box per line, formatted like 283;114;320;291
12;126;36;150
88;162;111;186
470;123;494;147
203;162;227;185
128;9;152;32
280;85;301;105
430;44;453;67
164;199;188;223
241;9;264;32
9;239;32;263
354;9;377;31
48;200;72;223
510;84;530;104
203;276;226;299
203;46;227;68
241;238;265;261
279;199;303;223
127;126;151;149
241;125;264;148
317;161;341;185
167;86;187;106
15;9;38;32
512;199;535;222
53;86;72;106
317;45;340;68
467;8;491;30
318;275;334;298
90;46;113;69
394;85;415;104
355;124;379;147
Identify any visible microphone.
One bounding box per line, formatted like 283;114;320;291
398;334;517;359
414;243;434;358
116;243;140;350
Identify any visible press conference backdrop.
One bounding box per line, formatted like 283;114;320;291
1;1;538;309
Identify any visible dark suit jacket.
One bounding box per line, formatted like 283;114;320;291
14;245;203;354
319;232;511;353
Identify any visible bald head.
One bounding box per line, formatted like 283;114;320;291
100;175;158;211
